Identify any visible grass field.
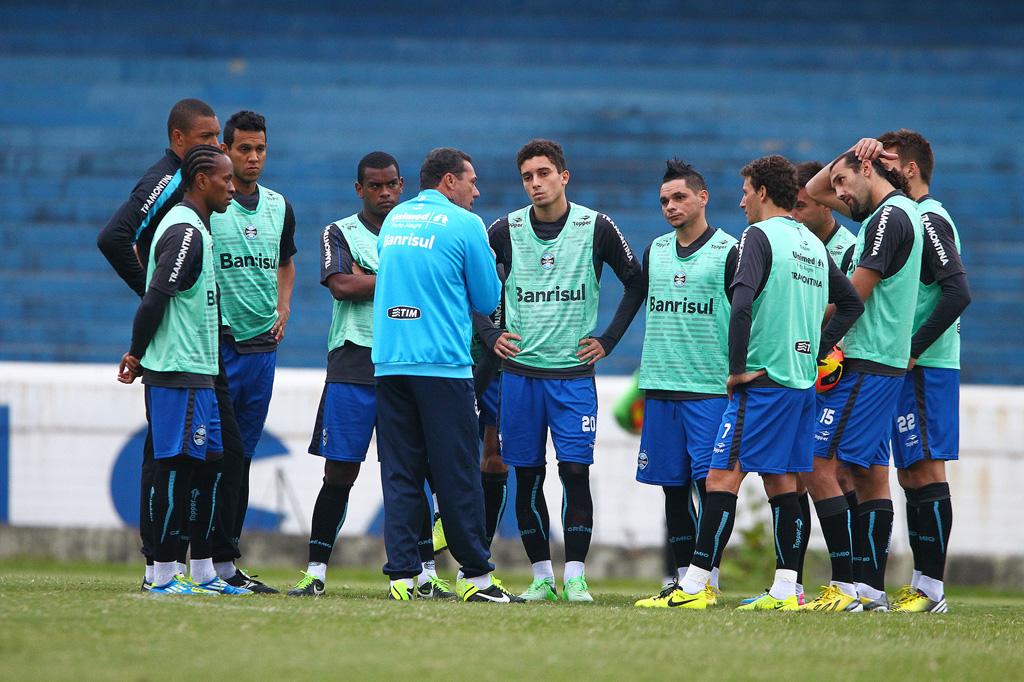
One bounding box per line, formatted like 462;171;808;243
2;559;1023;680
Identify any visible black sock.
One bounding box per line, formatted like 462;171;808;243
558;462;593;563
691;491;737;571
814;495;854;585
481;471;509;546
151;457;197;564
307;480;353;565
664;484;696;570
845;490;862;582
796;492;812;585
514;466;551;564
769;493;803;572
903;486;921;574
186;461;219;561
694;478;721;570
915;482;952;582
857;498;894;592
234;456;252;546
418;492;435;565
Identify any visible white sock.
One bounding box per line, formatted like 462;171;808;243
796;582;804;597
564;561;585;581
456;569;464;581
190;557;216;585
710;567;721;589
468;573;492;590
917;574;944;602
532;560;554;581
911;569;922;589
857;582;884;601
214;561;236;580
676;565;689;582
154;561;177;587
831;580;857;597
418;561;437;584
768;569;798;600
391;578;414;591
176;561;187;576
307;562;327;582
680;565;710;594
145;564;154;583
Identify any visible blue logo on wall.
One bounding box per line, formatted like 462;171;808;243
110;427;289;531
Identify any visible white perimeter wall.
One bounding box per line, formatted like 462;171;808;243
1;362;1021;556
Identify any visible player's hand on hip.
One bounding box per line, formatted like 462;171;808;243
726;369;765;400
494;332;521;359
118;353;141;384
907;357;917;370
577;337;607;365
272;306;290;342
351;262;366;275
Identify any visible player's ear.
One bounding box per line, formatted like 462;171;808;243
220;142;229;153
699;189;709;206
354;181;363;198
905;161;918;179
561;169;570;185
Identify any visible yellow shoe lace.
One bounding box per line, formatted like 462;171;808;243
893;585;916;606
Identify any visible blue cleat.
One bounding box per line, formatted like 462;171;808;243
149;575;201;596
194;577;253;595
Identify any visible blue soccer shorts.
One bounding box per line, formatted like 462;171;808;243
309;381;377;462
814;371;904;468
221;341;276;457
892;366;960;469
145;385;223;460
637;396;728;486
710;385;816;474
499;373;596;467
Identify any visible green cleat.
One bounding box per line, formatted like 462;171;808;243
456;576;524;603
562;576;594;603
519;577;559;602
432;513;448;553
287;571;325;597
388;581;413;601
416;575;457;600
736;592;799;611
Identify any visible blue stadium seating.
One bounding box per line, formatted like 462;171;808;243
0;1;1021;384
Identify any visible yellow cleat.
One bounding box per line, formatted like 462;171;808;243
703;584;720;606
800;585;864;612
736;592;800;611
891;590;948;613
634;583;708;609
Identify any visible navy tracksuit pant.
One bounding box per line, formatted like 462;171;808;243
376;375;494;579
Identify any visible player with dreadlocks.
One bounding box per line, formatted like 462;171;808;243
117;145;251;596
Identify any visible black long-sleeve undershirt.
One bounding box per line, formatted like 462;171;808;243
910;272;971;359
727;225;863;377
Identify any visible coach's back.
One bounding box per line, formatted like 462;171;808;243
373;189;500;378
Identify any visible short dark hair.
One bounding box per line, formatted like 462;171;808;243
661;157;707;192
830;151;910;194
166;98;216;142
740;155;798;210
419;147;472;190
516;139;566;173
794;161;824;189
223;110;266;148
182;144;225;190
357;151;400;184
877;128;934;184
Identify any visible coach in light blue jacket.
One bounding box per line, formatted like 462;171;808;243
373;148;517;602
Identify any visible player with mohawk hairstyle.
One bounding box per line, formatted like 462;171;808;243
627;158;738;608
